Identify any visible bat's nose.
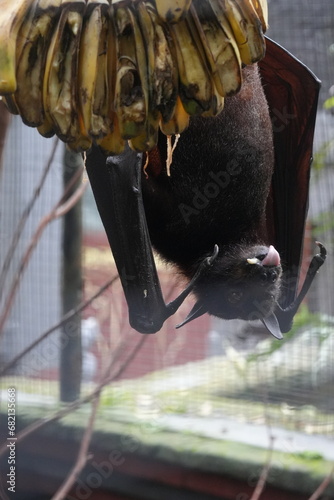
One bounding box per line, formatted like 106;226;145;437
260;268;279;283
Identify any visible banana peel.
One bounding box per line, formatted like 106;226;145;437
0;0;268;154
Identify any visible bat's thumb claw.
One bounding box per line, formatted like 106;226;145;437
207;245;219;266
315;241;327;262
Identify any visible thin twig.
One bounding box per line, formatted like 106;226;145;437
0;334;147;457
249;386;275;500
0;138;59;294
308;466;334;500
49;317;147;499
0;174;87;335
0;276;118;376
250;435;275;500
51;394;101;500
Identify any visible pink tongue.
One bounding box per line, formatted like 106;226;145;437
262;245;281;267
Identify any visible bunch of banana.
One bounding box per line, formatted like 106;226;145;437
0;0;268;154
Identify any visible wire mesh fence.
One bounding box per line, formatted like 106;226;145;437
0;1;333;488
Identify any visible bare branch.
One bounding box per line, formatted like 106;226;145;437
0;334;147;457
47;308;148;498
308;466;334;500
250;435;275;500
0;276;118;376
0;171;87;335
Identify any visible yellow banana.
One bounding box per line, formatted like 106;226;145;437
154;0;192;23
78;0;110;140
250;0;268;31
187;1;240;101
1;94;19;115
129;1;161;152
15;0;62;127
222;0;256;66
42;0;85;142
95;6;125;155
68;134;92;153
169;14;214;115
138;1;179;140
231;0;266;64
77;3;100;139
159;95;189;136
114;6;146;140
0;0;270;152
91;1;112;140
37;113;55;138
97;114;126;155
0;0;35;94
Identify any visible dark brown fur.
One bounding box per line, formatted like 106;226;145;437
142;65;281;321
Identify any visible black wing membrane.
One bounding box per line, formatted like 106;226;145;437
259;38;325;332
85;145;218;333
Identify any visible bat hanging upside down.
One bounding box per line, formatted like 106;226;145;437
86;38;326;339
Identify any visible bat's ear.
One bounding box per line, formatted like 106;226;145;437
261;314;283;340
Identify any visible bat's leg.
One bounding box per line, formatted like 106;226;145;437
277;242;327;332
85;145;217;334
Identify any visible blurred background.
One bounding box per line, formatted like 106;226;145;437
0;0;333;498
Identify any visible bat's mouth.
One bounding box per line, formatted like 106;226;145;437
247;245;281;268
246;244;282;288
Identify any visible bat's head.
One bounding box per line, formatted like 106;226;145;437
179;244;283;338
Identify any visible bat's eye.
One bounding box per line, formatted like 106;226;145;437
228;290;243;304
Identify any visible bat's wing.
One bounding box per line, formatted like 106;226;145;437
259;38;326;332
85;145;218;333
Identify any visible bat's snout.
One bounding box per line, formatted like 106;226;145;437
247;245;281;268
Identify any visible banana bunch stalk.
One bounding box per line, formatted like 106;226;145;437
0;0;268;154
